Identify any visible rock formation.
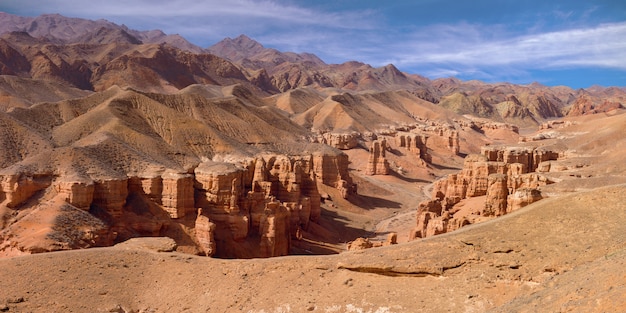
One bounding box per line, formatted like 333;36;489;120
366;139;390;175
161;171;194;219
413;145;558;239
346;237;374;251
0;172;53;208
194;208;216;257
507;188;543;212
54;177;94;209
345;232;398;251
390;121;462;162
0;150;355;258
194;155;330;258
483;174;508;217
92;179;129;219
320;132;360;150
194;151;353;258
423;125;460;155
396;132;431;162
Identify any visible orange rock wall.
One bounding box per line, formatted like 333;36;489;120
414;146;558;240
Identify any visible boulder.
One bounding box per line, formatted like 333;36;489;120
507;188;543;212
346;237;374;251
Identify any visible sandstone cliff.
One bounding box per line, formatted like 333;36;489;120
0;150;354;258
366;139;390;175
412;146;558;239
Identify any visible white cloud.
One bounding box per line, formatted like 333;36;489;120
4;0;624;85
383;21;626;76
11;0;377;31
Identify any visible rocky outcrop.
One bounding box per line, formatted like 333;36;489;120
320;132;360;150
413;146;558;239
194;156;314;258
424;126;460;155
312;152;355;199
389;121;461;162
481;146;560;173
161;171;194;219
194;208;216;257
479;122;520;133
567;96;624;116
483;174;508;217
396;132;431;162
507;188;543;212
92;178;129;218
540;120;575;130
346;237;374;251
0;149;356;259
366;139;389;175
259;199;290;257
54;177;94;209
345;233;398;251
1;172;53;208
193;152;353;258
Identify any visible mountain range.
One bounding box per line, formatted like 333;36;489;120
0;12;623;126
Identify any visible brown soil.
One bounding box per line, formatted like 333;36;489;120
1;184;625;312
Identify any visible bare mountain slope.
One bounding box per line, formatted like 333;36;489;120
0;12;202;52
0;75;92;110
0;30;264;96
0;13;621;125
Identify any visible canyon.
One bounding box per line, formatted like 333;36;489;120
0;12;625;312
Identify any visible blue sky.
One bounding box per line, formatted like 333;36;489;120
2;0;625;88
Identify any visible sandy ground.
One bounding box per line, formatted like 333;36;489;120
2;184;625;312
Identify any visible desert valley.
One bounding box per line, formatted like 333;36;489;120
0;12;625;312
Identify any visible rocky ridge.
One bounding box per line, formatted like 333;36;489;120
0;12;623;126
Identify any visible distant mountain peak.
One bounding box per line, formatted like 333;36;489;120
232;34;263;47
0;12;202;52
207;34;267;62
208;34;326;69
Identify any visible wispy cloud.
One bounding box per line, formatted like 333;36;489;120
2;0;624;86
6;0;378;31
374;21;626;79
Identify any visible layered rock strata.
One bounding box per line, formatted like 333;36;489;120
1;172;53;208
194;155;333;258
412;146;558;239
0;151;354;258
319;132;360;150
396;132;431;162
366;139;390;175
388;121;461;164
194;208;216;257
